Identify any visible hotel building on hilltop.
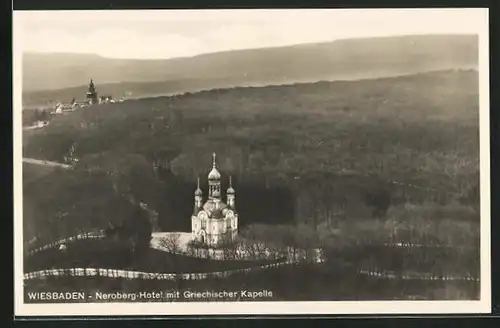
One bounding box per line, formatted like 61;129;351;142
53;79;113;114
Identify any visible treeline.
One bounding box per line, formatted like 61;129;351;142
24;236;277;274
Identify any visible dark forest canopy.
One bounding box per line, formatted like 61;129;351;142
23;69;479;176
22;70;480;245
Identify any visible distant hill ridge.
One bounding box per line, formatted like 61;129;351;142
22;34;478;106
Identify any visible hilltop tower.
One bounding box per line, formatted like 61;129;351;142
86;79;99;105
191;153;238;247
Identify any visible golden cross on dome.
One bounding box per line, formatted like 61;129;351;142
229;175;232;187
197;176;200;188
212;152;216;168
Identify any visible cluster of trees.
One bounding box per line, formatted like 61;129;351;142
157;200;479;277
23;159;154;256
156;208;479;280
25;233;278;276
155;224;321;264
22;108;51;127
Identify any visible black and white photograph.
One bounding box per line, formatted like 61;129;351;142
13;8;490;316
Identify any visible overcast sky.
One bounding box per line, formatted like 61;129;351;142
14;9;487;59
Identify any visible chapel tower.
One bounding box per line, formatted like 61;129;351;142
208;152;222;200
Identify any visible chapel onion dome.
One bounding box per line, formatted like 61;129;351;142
195;177;203;195
227;176;235;194
208;167;221;180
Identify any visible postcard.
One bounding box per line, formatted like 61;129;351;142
13;8;491;316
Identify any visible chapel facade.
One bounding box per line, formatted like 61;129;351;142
191;153;238;247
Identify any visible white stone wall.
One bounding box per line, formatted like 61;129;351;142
23;261;293;281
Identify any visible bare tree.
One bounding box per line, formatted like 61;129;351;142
253;241;268;260
227;239;245;260
186;240;197;257
158;233;182;255
219;234;234;260
295;223;320;263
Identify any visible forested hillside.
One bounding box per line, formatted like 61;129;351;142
23;69;480;246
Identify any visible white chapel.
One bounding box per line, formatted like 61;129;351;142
191;153;238;247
